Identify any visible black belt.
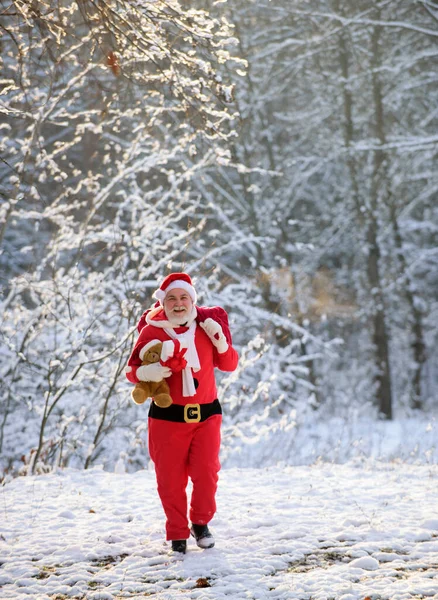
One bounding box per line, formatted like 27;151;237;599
148;399;222;423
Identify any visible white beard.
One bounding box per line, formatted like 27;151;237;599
165;306;193;326
146;305;197;330
167;312;189;326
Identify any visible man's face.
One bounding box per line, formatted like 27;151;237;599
163;288;193;325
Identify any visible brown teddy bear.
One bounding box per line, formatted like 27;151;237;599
131;342;173;408
131;339;188;408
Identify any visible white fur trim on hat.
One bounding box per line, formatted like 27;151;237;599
160;340;175;362
154;280;197;305
139;339;162;361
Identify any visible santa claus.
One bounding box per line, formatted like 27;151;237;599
126;272;239;554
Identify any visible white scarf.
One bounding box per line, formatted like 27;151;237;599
165;321;200;397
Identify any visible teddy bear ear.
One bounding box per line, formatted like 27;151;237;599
139;339;162;361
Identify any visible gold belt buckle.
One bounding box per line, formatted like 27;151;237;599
184;403;201;423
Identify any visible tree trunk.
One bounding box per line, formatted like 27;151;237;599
337;8;392;418
368;23;393;419
365;217;393;419
389;204;426;409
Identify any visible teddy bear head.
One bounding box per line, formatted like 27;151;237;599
141;342;162;364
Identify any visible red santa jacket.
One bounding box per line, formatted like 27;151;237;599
126;305;238;406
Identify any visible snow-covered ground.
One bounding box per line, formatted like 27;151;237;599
1;462;437;600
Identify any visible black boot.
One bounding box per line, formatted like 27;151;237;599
171;540;187;554
190;524;215;549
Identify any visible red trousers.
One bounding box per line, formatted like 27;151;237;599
148;415;221;541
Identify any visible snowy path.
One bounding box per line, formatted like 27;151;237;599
1;462;437;600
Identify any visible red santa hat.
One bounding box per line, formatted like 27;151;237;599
153;272;197;305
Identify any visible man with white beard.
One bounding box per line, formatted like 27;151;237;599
126;273;238;554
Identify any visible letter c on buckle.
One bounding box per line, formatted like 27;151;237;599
184;404;201;423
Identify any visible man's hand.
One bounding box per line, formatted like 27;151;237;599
200;318;229;354
136;363;172;382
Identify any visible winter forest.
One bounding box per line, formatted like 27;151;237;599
1;0;437;478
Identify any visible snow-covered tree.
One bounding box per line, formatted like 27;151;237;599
204;0;438;419
0;0;247;474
